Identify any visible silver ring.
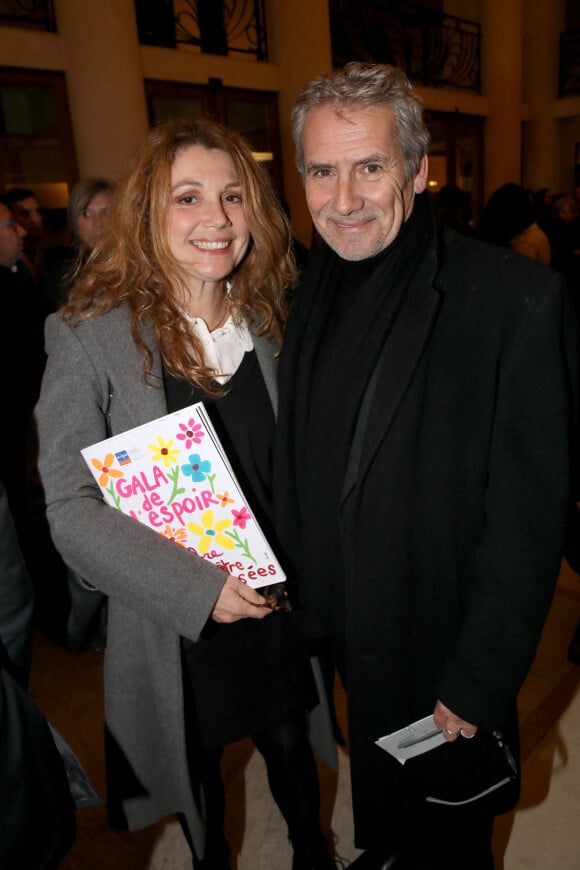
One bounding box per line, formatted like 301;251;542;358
460;729;475;739
444;728;458;736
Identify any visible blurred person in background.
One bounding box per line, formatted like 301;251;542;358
434;184;474;236
43;177;115;313
2;186;45;283
533;186;553;232
0;196;72;644
477;181;551;265
544;194;580;317
0;200;45;544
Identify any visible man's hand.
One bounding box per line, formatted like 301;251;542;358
211;575;273;624
433;699;478;742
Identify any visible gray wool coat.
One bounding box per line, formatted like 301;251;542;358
34;303;334;851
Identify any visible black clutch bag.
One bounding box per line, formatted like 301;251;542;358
404;727;520;814
259;581;292;612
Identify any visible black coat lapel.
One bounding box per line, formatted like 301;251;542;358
341;249;441;506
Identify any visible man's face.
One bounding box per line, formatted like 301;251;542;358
0;203;26;268
11;196;43;238
302;104;428;261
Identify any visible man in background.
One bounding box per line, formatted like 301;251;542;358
0;199;70;645
2;186;45;282
0;199;45;535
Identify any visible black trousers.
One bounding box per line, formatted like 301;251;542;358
396;810;495;870
181;714;325;869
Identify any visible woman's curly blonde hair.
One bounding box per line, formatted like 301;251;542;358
63;117;296;395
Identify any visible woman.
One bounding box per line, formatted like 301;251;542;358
42;177;115;314
69;177;115;252
35;119;335;870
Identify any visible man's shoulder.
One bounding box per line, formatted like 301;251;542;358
439;229;561;296
0;260;35;288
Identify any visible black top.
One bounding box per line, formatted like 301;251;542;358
165;351;315;748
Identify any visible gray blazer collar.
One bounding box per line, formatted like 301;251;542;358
88;305;279;425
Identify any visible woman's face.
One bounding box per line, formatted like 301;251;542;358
77;191;111;249
167;144;251;292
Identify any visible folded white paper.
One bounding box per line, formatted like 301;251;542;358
376;714;446;765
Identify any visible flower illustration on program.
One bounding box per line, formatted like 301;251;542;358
149;435;180;468
232;506;251;529
182;453;212;482
91;453;124;488
90;453;124;509
159;525;188;547
188;510;235;554
216;491;235;508
176;418;204;450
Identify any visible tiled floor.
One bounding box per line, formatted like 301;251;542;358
28;562;580;869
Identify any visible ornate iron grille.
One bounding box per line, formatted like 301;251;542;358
0;0;55;31
329;0;480;93
136;0;268;61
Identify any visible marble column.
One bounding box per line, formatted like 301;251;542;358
522;0;566;193
270;0;333;247
54;0;149;181
480;0;524;200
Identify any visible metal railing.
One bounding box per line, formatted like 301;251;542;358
3;0;578;104
329;0;481;92
135;0;268;61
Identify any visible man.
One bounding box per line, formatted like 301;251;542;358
0;201;45;529
273;63;578;869
0;200;26;263
2;186;45;282
0;200;68;645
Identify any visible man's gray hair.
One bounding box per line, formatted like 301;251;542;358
292;62;430;181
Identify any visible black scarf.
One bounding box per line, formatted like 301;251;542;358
273;192;436;638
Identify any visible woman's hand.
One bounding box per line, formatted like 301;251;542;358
433;699;478;741
211;575;273;623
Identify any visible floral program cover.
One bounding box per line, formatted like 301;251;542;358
80;402;286;591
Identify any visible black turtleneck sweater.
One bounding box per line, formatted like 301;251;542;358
287;194;434;639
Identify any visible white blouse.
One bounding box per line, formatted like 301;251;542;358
182;312;253;384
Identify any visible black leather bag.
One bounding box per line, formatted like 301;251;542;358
404;727;520;815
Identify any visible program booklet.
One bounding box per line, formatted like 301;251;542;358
81;402;289;610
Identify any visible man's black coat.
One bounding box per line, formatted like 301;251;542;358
274;221;578;846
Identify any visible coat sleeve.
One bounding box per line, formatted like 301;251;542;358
34;314;228;643
437;268;579;728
